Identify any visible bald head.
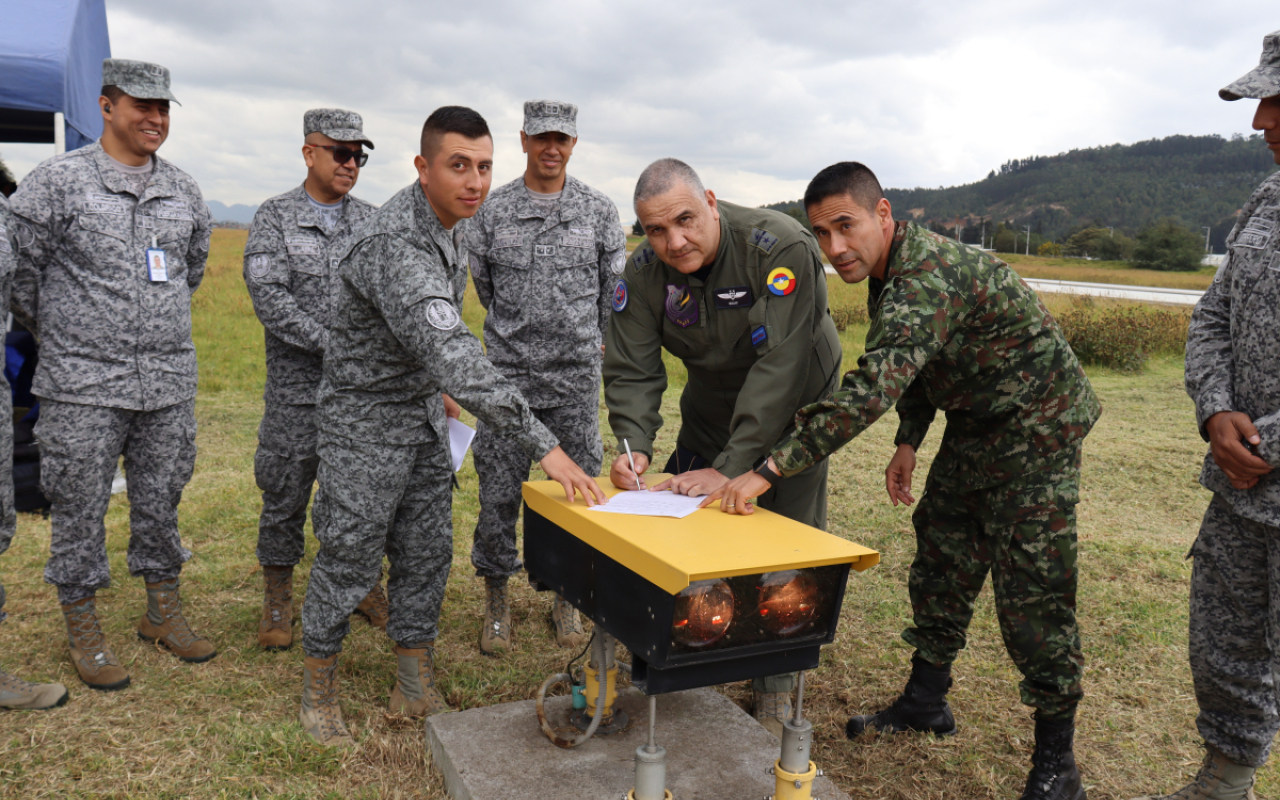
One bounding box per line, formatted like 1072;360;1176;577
633;158;705;209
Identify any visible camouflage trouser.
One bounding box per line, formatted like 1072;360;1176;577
301;431;452;657
254;401;319;567
903;449;1083;718
1190;495;1280;768
472;401;602;579
663;445;831;695
37;398;196;605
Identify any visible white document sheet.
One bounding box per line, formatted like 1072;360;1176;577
447;418;476;473
587;490;708;519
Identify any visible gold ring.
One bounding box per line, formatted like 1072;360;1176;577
726;503;735;507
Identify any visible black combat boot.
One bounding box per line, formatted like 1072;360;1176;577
1020;712;1086;800
846;655;957;738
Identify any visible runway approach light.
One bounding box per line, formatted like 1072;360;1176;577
522;476;878;695
524;476;878;799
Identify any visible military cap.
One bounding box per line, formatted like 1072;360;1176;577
102;58;180;105
1221;29;1280;101
523;100;577;137
303;108;375;149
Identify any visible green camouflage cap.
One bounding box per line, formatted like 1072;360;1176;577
102;58;180;104
1221;29;1280;100
303;108;374;149
523;100;577;137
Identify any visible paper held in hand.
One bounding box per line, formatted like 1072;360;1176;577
447;418;476;473
587;490;708;519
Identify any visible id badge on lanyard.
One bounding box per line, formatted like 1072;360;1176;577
146;236;168;283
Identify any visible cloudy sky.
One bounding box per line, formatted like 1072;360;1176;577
3;1;1276;220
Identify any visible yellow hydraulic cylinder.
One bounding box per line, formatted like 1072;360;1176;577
583;662;618;718
772;759;817;800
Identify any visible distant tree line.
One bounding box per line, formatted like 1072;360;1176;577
762;132;1274;270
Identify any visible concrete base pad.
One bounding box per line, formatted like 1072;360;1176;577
425;686;849;800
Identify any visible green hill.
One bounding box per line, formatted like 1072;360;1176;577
767;134;1277;250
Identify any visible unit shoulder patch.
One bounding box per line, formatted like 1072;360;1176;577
766;266;797;297
247;253;271;280
612;278;629;312
425;299;461;330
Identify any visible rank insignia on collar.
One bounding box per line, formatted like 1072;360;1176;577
766;266;796;296
713;285;752;309
665;283;699;328
612;279;629;312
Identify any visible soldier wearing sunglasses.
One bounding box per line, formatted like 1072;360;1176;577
242;109;380;652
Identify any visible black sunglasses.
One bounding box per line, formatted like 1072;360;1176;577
311;144;368;167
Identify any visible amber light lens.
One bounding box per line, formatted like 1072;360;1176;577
671;579;734;648
756;570;820;637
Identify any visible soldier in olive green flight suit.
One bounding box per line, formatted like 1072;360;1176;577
603;158;842;735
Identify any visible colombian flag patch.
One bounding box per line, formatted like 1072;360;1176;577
766;267;796;296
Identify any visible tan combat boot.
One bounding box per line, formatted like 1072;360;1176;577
1130;744;1257;800
258;566;293;651
0;665;69;710
300;654;353;748
62;596;130;691
353;581;389;631
753;689;793;739
479;576;511;656
137;580;218;663
388;644;453;717
551;593;587;649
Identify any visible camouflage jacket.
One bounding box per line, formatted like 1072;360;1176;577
8;142;212;411
1186;170;1280;525
466;174;626;407
605;202;843;478
773;221;1100;489
243;184;376;406
317;181;558;458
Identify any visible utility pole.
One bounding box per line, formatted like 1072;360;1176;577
980;221;986;249
1024;225;1032;256
1203;226;1212;254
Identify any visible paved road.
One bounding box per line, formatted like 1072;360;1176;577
1020;278;1202;307
822;266;1203;306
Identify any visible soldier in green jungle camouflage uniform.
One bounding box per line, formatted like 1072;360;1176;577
711;162;1100;800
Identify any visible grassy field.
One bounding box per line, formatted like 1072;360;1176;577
0;229;1263;799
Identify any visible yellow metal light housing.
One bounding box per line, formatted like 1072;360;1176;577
522;477;878;694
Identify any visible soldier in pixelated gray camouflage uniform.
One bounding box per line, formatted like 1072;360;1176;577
1134;30;1280;800
243;109;383;652
296;106;603;748
0;195;68;711
9;59;217;693
466;99;626;655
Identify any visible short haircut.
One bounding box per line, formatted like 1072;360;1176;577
633;158;705;208
803;161;884;213
420;106;490;160
101;85;125;104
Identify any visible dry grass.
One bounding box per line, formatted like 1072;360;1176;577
1000;253;1216;291
0;230;1268;799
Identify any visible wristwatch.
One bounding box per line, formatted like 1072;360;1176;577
755;459;783;488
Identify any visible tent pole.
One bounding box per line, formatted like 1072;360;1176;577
54;112;65;155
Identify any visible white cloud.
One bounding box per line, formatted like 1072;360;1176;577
3;0;1273;219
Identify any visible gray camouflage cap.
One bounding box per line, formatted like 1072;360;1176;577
102;58;180;105
1221;29;1280;101
303;108;374;149
523;100;577;137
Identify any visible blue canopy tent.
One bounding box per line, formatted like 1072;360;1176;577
0;0;110;151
